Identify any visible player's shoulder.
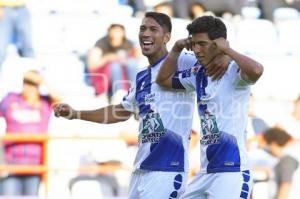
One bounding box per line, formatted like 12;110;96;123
224;60;239;78
179;49;196;60
178;50;198;70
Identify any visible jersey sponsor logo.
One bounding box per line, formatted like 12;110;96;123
144;93;155;104
171;161;180;166
140;132;164;143
140;111;165;143
224;161;235;166
200;94;211;104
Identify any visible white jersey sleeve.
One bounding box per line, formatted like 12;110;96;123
229;61;253;90
173;51;198;91
121;86;138;113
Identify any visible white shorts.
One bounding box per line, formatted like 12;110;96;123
129;169;188;199
180;170;253;199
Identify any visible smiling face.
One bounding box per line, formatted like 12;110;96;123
139;17;170;60
191;32;218;66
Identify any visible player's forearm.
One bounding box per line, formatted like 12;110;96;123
72;104;132;124
156;49;181;87
224;48;263;83
276;183;291;199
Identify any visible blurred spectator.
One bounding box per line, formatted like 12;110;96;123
259;0;300;21
188;1;206;20
260;127;299;199
154;0;206;19
68;152;121;197
172;0;190;18
154;1;174;17
125;0;146;16
0;0;34;70
86;24;138;104
246;95;274;198
197;0;245;17
247;94;270;141
278;95;300;139
0;70;60;196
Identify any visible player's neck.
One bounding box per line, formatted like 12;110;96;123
148;49;168;66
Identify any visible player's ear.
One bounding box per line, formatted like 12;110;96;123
212;41;217;49
163;32;171;44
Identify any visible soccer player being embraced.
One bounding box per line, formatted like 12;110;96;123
156;16;263;199
54;12;229;199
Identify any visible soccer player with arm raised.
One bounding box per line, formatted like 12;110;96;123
156;15;263;199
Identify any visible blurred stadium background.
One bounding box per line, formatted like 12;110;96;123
0;0;300;198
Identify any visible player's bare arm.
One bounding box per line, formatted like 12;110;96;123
213;38;264;83
53;103;132;124
156;38;191;88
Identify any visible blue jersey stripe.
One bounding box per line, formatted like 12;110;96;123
135;68;152;116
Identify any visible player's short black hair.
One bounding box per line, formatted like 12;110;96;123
145;12;172;33
263;127;292;147
187;15;227;39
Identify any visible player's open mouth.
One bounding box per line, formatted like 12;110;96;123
142;41;154;49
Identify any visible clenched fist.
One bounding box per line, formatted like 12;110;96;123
173;38;192;52
53;103;77;119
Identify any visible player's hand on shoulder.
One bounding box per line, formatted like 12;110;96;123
53;103;76;120
206;54;231;81
212;38;230;53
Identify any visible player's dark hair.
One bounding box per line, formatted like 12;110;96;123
263;127;292;147
145;12;172;33
187;15;227;39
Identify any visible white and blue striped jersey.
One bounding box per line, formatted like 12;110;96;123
121;52;196;172
175;53;251;174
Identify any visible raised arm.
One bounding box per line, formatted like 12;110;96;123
24;70;62;103
53;103;132;124
156;39;191;88
213;38;264;83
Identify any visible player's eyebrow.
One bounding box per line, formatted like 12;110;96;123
140;25;159;29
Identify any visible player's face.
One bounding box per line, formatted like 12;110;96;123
139;17;169;57
191;33;218;66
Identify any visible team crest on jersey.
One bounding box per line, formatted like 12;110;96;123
200;110;220;145
140;111;165;143
192;66;200;75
